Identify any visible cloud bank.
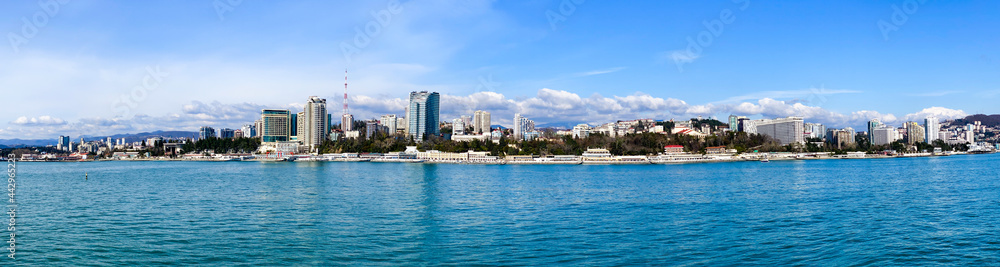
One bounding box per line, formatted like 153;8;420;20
4;89;969;139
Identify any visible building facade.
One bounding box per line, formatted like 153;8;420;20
302;96;328;149
513;113;535;141
379;114;398;134
341;113;354;131
905;121;925;144
473;110;491;134
924;116;939;143
572;124;590;139
407;91;440;140
872;126;899;146
241;124;256;138
219;128;235;138
58;135;70;151
199;126;216;140
747;117;804;145
452;118;465;135
261;109;291;142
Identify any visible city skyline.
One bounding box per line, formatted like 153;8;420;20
3;1;1000;139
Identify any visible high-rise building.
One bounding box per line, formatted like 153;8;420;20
826;128;856;149
302;96;328;148
868;119;884;142
872;126;899;146
220;128;236;139
291;112;301;141
261;109;291;142
365;120;385;139
513;113;535;141
407;91;440;140
573;124;590;139
199;126;216;140
904;122;925;144
341;114;354;131
728;115;748;132
379;114;398;134
452;118;465;135
804;123;826;140
739;118;756;134
924;116;939;143
746;117;804;145
58;135;70;151
461;116;471;131
473;110;491;134
241;124;256;138
253;120;262;138
397;116;407;134
966;124;975;143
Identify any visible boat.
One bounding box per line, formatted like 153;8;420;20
760;158;769;163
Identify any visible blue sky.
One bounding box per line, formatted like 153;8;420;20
2;0;998;139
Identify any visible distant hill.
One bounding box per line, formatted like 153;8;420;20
952;114;1000;127
80;130;199;143
534;122;575;129
0;138;57;147
0;130;198;147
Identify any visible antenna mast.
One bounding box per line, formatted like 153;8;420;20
343;69;349;115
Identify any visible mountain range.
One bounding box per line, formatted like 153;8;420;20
0;131;198;148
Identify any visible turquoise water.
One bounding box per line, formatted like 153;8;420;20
8;154;1000;265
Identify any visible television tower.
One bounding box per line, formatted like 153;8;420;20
343;69;349;116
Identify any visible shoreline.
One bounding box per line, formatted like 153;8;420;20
14;151;994;165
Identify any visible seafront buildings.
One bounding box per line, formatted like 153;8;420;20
38;83;998;161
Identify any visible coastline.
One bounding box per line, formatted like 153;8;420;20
16;151;993;165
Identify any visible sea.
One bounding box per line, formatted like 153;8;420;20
8;153;1000;265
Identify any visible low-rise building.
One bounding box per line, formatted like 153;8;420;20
663;145;685;154
705;146;727;154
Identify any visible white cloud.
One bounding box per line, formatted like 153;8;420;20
715;87;861;104
901;107;967;121
2;90;974;139
908;90;963;97
11;116;66;126
576;67;626;77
